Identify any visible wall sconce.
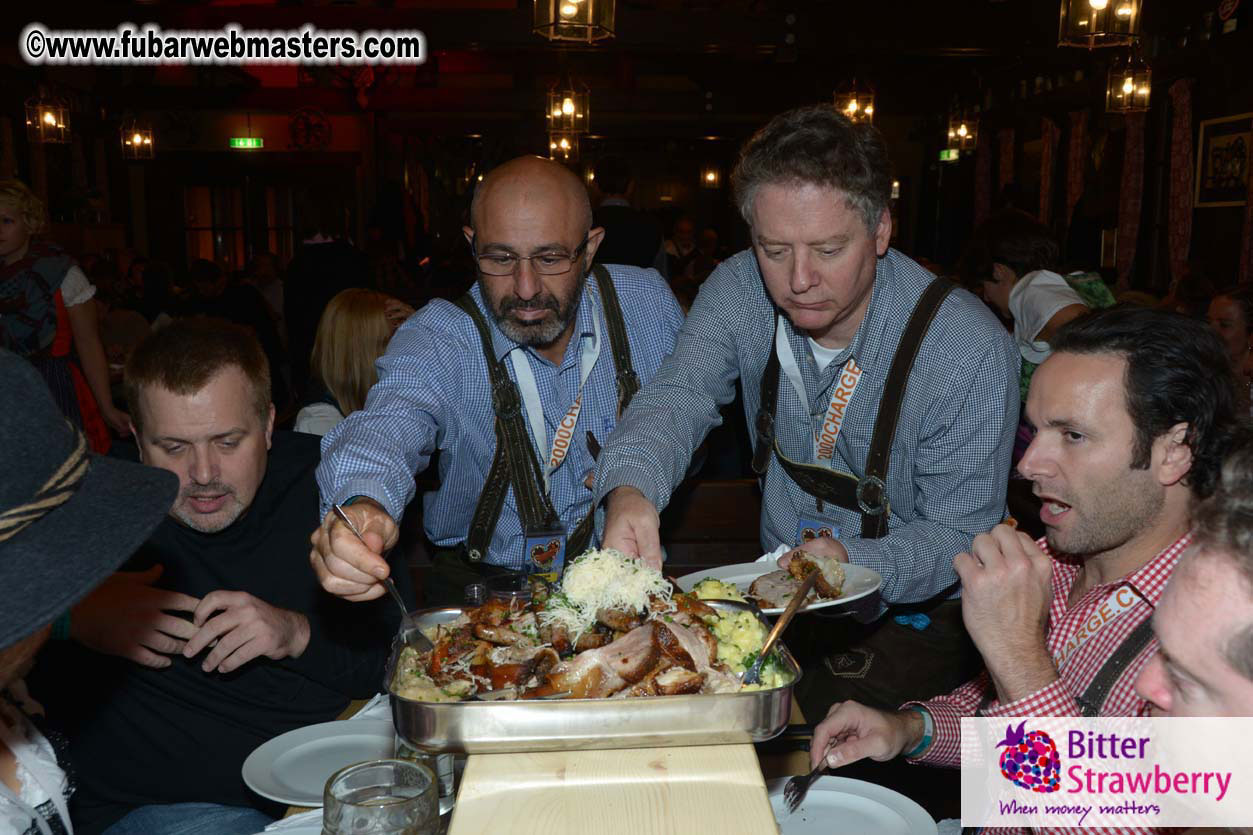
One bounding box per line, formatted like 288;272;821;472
534;0;615;43
700;165;721;189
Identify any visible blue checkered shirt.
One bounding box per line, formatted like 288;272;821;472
594;248;1019;608
318;266;685;570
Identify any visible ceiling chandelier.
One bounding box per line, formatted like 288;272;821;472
834;80;875;124
25;88;70;144
121;117;154;160
1059;0;1141;48
546;73;589;163
946;108;979;153
534;0;615;43
1105;51;1151;113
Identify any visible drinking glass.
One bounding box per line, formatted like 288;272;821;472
484;572;531;603
321;759;438;835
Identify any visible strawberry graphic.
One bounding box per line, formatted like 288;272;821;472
996;721;1061;793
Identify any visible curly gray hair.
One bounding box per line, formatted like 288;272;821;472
731;105;894;235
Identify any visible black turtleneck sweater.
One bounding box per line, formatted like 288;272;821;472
30;431;411;834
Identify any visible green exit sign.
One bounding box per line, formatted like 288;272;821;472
938;149;959;162
230;137;263;149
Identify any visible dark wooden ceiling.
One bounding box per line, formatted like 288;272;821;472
0;0;1227;140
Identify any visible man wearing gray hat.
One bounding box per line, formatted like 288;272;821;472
0;350;177;835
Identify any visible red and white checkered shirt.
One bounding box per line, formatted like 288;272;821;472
905;531;1191;835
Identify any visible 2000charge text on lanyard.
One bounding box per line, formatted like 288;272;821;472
508;303;602;495
774;314;864;466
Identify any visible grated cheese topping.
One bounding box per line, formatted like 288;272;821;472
538;548;671;640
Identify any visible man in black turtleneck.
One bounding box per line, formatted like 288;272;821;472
29;318;411;835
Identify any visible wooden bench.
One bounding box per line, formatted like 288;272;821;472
659;477;762;568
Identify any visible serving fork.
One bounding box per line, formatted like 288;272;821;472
331;503;430;651
741;570;818;686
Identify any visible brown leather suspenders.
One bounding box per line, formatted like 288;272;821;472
458;265;638;563
752;277;954;539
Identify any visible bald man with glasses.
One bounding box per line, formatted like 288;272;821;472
310;156;684;605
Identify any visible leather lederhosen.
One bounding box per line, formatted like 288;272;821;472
751;276;954;539
454;264;639;566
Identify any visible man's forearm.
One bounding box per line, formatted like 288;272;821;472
987;644;1057;705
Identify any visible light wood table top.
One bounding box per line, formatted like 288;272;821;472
447;743;779;835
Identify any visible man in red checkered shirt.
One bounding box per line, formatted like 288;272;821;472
807;306;1241;834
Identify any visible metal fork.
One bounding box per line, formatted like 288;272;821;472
782;736;834;814
331;503;429;650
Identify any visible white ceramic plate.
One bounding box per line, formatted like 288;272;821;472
766;776;937;834
675;562;881;616
242;720;396;807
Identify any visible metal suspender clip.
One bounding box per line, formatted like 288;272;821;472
491;378;522;420
855;474;888;516
616;368;639;394
755;408;775;444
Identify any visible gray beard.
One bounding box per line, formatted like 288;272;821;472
494;308;569;347
490;272;585;349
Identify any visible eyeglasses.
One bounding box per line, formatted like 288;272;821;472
471;235;590;277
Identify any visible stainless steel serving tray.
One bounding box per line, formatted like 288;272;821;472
387;600;801;754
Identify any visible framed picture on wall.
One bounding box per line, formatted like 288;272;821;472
1195;113;1253;207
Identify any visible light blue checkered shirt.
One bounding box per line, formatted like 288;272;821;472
318;265;685;570
594;248;1020;608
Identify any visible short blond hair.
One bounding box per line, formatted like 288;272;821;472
0;179;47;237
310;289;395;415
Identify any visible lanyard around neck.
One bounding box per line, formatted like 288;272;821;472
774;314;865;465
508;297;602;494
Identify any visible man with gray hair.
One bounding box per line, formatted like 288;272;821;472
597;105;1020;713
1137;436;1253;718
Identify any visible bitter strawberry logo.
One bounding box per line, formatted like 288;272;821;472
997;721;1061;793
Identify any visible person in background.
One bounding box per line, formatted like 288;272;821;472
590;155;668;277
0;179;129;450
284;195;371;405
664;215;698;280
1136;436;1253;717
185;258;290;412
959;209;1091;405
29;318;408;835
245;252;285;342
1207;284;1253;414
0;349;177;835
137;260;175;328
295;288;413;436
1159;259;1216;321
